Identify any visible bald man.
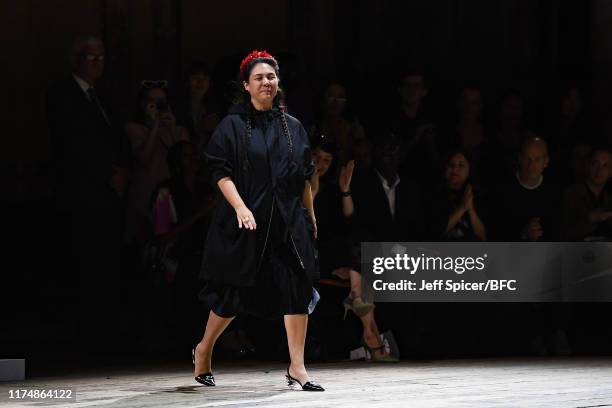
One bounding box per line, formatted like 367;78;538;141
493;137;562;241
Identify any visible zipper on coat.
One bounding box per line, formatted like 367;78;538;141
289;233;305;270
256;201;274;273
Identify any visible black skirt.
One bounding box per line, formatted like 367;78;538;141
199;201;319;320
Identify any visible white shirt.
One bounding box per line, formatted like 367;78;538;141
72;73;93;100
375;170;401;219
516;171;543;190
72;73;111;125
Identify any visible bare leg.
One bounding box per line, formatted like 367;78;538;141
284;314;310;383
359;310;389;358
349;269;362;299
194;310;235;375
350;269;383;355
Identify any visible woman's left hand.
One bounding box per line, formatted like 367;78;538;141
339;160;355;193
159;111;176;130
463;184;474;212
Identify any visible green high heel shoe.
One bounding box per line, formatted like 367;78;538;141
343;294;375;319
361;338;399;363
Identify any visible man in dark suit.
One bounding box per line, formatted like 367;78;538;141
352;131;425;243
46;36;129;353
350;131;426;355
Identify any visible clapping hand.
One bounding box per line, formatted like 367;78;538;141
589;208;612;223
339;160;355;193
461;184;474;212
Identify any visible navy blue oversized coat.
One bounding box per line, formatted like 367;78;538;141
200;103;318;287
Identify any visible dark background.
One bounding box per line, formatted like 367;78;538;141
1;0;611;167
2;0;612;374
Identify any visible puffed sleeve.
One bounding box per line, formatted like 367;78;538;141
300;124;315;180
205;117;235;184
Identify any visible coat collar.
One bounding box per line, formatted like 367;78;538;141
228;101;282;118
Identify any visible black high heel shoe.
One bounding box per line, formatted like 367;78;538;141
192;347;215;386
285;367;324;391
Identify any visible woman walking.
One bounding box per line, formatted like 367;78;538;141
192;50;324;391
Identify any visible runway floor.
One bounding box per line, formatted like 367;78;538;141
1;357;612;407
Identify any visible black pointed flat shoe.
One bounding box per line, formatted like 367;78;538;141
192;347;216;386
285;368;324;391
194;372;216;386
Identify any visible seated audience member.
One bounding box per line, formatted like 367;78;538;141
353;133;424;242
427;149;487;241
546;82;598;185
494;139;569;357
352;131;425;242
390;67;439;186
310;137;397;362
351;138;373;175
174;60;220;152
494;136;561;241
311;82;365;167
309;136;351;275
493;89;537;181
350;131;426;358
149;140;217;351
124;81;190;244
444;84;494;187
151;141;215;238
562;148;612;241
275;52;316;131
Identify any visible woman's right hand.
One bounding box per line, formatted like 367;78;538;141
145;103;158;125
589;208;612;223
462;184;474;212
236;205;257;230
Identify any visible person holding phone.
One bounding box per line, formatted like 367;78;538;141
124;81;190;244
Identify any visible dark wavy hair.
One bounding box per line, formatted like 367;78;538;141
441;147;473;187
183;60;216;107
311;134;338;157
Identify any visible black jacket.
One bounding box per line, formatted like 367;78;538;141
351;169;425;242
200;103;317;286
45;75;126;210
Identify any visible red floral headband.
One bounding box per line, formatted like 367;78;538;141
239;50;277;78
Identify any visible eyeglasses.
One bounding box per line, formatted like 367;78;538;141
327;96;347;104
141;80;168;88
79;54;105;62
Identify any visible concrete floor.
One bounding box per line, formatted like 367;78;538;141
1;357;612;407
